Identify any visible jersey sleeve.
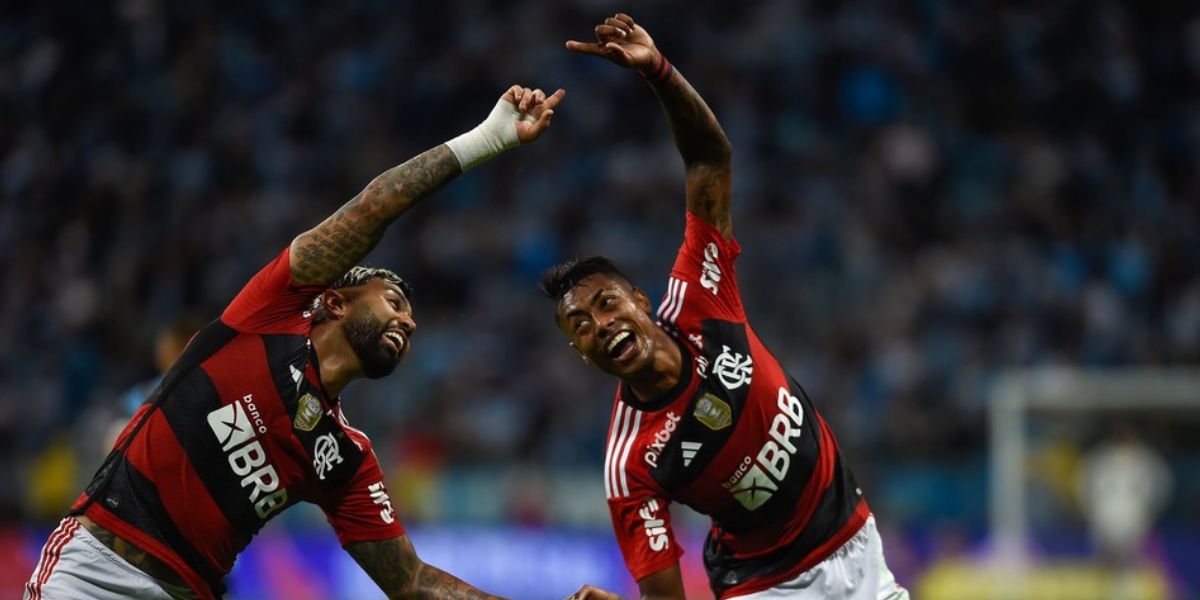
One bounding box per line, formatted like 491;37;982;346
608;491;683;582
660;212;746;328
317;440;407;546
221;246;326;335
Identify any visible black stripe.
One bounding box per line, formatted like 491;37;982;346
702;453;862;593
260;333;310;410
261;334;365;491
73;319;236;518
85;453;227;597
158;365;269;538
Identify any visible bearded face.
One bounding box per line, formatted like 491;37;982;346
341;310;404;379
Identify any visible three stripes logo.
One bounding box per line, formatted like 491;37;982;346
681;441;702;467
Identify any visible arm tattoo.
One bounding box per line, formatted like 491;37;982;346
346;537;507;600
290;144;462;286
650;68;734;236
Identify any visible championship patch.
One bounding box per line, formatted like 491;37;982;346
694;393;732;431
293;393;323;432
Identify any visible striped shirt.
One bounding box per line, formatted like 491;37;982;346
70;248;404;600
604;213;868;599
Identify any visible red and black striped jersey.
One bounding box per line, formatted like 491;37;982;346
71;248;405;600
604;213;868;599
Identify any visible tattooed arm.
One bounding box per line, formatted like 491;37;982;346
289;84;565;286
346;536;508;600
566;13;732;238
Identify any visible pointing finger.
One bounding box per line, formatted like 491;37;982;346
542;88;566;111
565;40;608;56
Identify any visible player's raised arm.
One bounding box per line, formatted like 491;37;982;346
566;13;732;238
289;84;565;286
346;536;509;600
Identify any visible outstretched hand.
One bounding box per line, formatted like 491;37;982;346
502;85;566;144
565;13;658;70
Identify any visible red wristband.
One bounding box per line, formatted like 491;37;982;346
639;53;673;85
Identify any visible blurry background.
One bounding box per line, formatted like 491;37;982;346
2;0;1198;598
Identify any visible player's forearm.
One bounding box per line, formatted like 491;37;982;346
346;537;508;600
289;144;461;286
403;562;509;600
647;61;731;169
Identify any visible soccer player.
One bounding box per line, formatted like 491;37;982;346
545;14;907;600
25;83;564;600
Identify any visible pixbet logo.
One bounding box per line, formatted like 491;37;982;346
722;387;805;510
639;498;669;552
207;395;287;519
643;412;682;468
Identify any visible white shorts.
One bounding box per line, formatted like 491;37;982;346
728;516;909;600
24;517;179;600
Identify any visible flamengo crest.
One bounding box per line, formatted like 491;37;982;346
313;432;344;481
713;345;753;390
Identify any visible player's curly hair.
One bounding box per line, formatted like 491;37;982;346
540;256;634;303
309;266;413;323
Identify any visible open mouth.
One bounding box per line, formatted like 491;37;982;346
382;330;406;355
606;330;638;362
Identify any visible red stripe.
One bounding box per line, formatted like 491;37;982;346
123;406;237;574
28;517;78;600
40;519;80;588
29;518;71;599
83;502;216;600
717;500;870;599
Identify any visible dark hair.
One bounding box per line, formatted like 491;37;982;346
310;266;413;322
540;256;634;303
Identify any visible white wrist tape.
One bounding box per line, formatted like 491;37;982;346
445;98;527;171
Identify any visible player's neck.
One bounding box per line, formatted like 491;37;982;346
623;326;683;403
309;322;361;398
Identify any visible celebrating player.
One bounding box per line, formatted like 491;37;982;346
546;14;907;600
25;84;564;600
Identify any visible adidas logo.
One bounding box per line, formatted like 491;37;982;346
290;365;304;392
681;441;702;467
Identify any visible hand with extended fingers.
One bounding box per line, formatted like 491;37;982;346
502;84;566;143
565;12;659;71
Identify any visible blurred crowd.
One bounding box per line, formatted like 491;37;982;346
1;0;1197;532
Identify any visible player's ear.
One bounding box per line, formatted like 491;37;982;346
632;287;652;313
321;289;349;320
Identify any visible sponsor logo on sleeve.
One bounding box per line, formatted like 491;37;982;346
693;393;732;431
368;481;396;524
639;498;669;552
312;432;344;481
293;393;323;432
713;345;753;390
206;395;288;520
700;243;722;295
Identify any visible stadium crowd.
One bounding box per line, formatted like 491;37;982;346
1;0;1197;535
